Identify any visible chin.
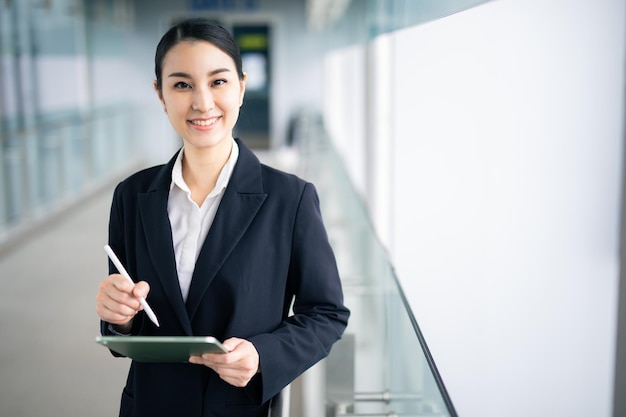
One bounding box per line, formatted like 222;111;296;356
185;133;231;150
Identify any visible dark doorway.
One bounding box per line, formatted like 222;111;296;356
233;24;271;150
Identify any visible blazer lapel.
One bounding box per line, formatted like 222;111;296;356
185;140;267;320
137;151;194;335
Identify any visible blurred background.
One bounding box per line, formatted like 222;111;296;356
1;0;625;416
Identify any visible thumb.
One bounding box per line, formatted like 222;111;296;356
222;337;243;352
133;281;150;301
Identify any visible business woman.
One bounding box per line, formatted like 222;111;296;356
95;18;350;417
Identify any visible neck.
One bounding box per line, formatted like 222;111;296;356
181;138;233;205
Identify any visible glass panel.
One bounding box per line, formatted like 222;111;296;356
297;112;457;417
312;0;493;50
3;137;23;224
0;0;15;232
38;120;62;204
365;0;492;38
0;0;138;244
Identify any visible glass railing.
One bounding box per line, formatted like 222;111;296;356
0;103;138;247
293;112;457;417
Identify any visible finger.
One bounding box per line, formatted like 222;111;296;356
133;281;150;300
95;295;136;324
192;349;235;369
99;292;139;316
203;339;259;373
190;356;251;387
216;366;257;387
97;307;135;325
222;337;243;353
110;273;136;293
106;274;147;310
199;338;243;364
189;355;209;366
96;277;142;316
96;292;139;322
107;286;142;311
189;349;258;388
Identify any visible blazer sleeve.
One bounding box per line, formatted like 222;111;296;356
100;180;146;339
249;182;350;403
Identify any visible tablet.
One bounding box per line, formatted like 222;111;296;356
96;336;229;363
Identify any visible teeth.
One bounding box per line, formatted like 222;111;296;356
191;118;218;126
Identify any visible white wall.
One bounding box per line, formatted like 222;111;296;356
324;0;625;415
389;0;624;416
323;45;367;198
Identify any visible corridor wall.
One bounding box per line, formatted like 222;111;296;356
323;0;625;416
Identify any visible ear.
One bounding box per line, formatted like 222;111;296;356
154;80;167;112
239;72;247;107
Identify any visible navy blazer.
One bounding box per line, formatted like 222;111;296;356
101;139;350;417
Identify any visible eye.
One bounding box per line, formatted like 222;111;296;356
174;81;191;89
212;79;227;87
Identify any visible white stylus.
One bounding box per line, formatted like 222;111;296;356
104;244;160;328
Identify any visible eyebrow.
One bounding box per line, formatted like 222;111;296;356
167;68;231;78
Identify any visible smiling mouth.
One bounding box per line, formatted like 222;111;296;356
189;117;219;127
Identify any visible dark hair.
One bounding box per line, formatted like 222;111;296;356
154;18;244;90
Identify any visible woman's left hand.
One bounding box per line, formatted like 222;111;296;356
189;337;260;387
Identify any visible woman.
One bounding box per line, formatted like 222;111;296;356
95;18;350;417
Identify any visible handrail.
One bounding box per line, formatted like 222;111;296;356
393;275;458;416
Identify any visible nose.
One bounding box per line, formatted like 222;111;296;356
192;86;214;112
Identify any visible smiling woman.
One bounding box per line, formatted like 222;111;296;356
155;40;246;160
95;17;349;417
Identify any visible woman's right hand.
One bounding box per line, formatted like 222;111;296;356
96;274;150;333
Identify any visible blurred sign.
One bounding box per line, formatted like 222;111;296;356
190;0;259;11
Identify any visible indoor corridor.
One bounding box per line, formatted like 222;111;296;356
0;182;129;417
1;1;625;416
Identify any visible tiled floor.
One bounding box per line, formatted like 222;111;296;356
0;185;129;417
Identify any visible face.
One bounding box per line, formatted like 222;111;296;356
155;40;246;152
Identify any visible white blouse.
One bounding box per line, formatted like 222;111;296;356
167;139;239;301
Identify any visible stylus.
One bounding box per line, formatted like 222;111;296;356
104;244;160;328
